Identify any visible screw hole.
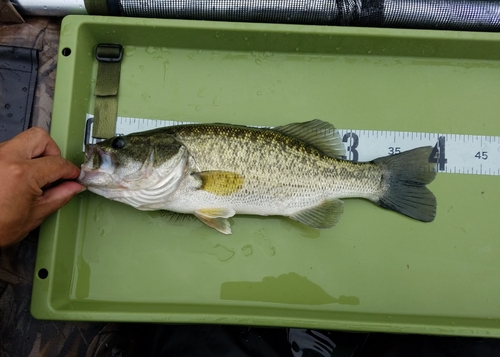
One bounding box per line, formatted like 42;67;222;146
38;268;49;279
62;48;71;57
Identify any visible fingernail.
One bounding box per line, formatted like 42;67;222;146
78;186;87;194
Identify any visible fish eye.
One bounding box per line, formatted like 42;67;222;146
111;136;125;149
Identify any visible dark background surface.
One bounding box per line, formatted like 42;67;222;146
2;16;500;357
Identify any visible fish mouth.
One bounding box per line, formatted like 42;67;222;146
84;144;95;161
79;145;116;184
78;169;107;183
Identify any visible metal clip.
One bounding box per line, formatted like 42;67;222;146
95;44;123;63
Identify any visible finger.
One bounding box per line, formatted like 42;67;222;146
3;127;61;159
30;156;81;188
35;181;85;219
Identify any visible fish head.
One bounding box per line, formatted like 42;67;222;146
78;132;185;191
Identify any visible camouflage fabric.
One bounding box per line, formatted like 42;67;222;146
0;16;59;131
0;0;23;23
0;17;140;357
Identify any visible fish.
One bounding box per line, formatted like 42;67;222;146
78;120;437;234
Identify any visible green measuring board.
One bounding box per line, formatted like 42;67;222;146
32;15;500;337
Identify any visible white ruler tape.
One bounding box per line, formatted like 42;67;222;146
84;115;500;176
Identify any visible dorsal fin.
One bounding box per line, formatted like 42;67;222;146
273;119;346;158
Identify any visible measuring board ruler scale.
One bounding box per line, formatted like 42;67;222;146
84;115;500;176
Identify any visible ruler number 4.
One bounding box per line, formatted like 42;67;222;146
429;136;447;171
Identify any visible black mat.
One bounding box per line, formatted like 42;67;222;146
0;45;37;142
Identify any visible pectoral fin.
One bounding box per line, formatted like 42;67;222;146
289;199;344;229
195;207;236;234
197;171;244;196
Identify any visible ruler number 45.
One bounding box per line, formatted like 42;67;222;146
475;151;488;160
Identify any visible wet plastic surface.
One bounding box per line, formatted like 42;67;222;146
32;15;500;336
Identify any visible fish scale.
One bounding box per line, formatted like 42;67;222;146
173;124;381;203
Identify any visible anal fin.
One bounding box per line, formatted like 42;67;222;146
195;207;236;234
289;199;344;229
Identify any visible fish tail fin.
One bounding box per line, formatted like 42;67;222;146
373;147;437;222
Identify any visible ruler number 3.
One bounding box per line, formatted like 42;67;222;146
342;132;359;162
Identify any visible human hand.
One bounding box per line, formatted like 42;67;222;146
0;127;84;247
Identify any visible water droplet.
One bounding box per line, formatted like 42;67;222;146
22;87;27;92
213;244;234;262
257;91;262;96
125;46;136;57
7;113;13;118
255;59;262;65
163;61;169;82
139;65;144;70
295;47;300;51
197;88;207;98
4;103;10;109
242;245;253;256
195;105;202;111
145;46;157;55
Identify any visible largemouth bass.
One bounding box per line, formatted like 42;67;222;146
78;120;437;234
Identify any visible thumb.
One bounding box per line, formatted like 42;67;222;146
36;181;86;219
